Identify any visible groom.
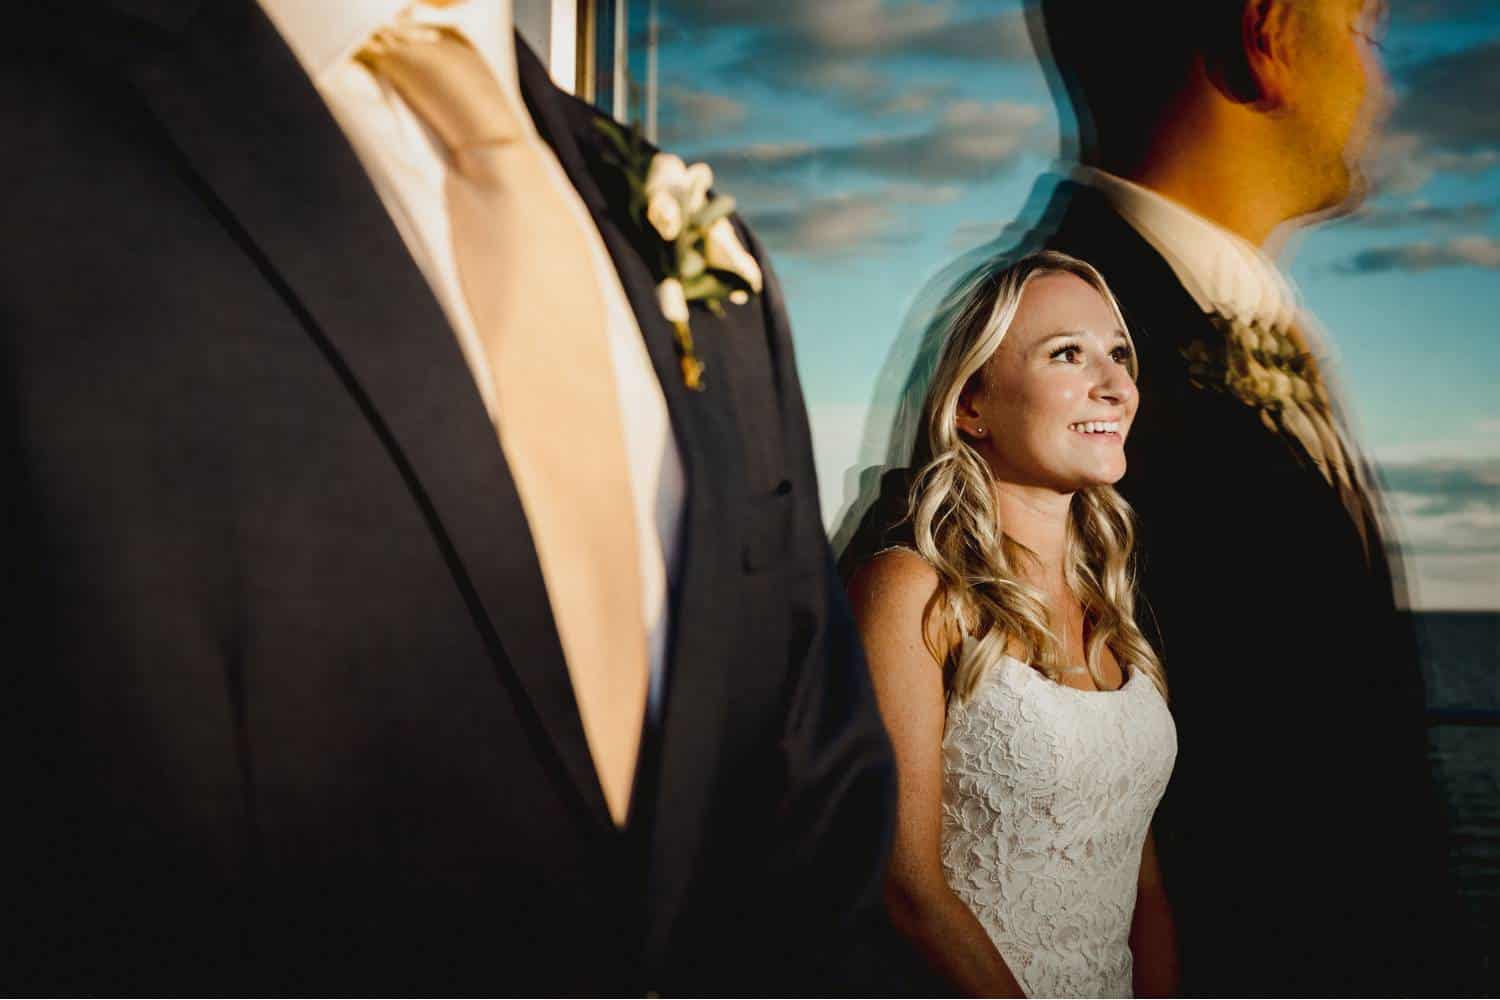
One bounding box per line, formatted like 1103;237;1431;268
3;0;894;991
1031;0;1455;994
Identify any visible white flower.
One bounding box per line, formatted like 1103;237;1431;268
656;277;689;326
644;152;688;198
643;154;716;243
682;162;713;214
646;189;683;241
703;217;763;293
643;154;688;240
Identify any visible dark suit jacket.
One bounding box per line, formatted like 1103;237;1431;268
1046;182;1452;996
2;3;895;991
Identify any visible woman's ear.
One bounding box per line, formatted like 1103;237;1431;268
954;384;988;440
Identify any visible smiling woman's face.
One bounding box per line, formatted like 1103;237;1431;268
956;271;1139;493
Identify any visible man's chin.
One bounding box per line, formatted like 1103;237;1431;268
1330;159;1371;217
1295;161;1367;229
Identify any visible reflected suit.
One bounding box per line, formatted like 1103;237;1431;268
1041;179;1450;996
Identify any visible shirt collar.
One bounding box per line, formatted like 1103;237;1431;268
1073;166;1301;332
257;0;521;113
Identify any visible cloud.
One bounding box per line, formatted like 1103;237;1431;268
750;194;902;257
1381;459;1500;521
705;100;1047;187
1378;457;1500;609
1392;38;1500;155
1357;38;1500;195
1392;0;1500;22
948;219;1009;250
661;0;1031;58
781;1;960;55
1366;131;1500;196
657;0;807;28
1374;420;1500;466
865;83;961;117
661;2;1033;112
747;183;961;258
1397;553;1500;610
1379;458;1500;557
775;3;1033;62
657;85;747;143
1341;199;1496;229
835;102;1045;180
1337;235;1500;272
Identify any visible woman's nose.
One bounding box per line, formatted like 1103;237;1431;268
1091;360;1135;406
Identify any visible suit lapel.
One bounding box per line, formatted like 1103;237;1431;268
115;0;613;828
516;41;742;960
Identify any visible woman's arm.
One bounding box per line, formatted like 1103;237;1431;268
1129;829;1180;997
848;550;1025;998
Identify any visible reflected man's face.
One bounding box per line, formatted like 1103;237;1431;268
1291;0;1391;213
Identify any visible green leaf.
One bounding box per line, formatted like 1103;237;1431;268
594;119;630;159
681;272;733;302
690;194;737;232
678;247;707;279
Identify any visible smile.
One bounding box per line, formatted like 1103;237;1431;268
1069;420;1121;437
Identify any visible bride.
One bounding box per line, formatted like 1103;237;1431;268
848;250;1178;997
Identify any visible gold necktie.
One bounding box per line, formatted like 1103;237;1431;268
359;19;648;826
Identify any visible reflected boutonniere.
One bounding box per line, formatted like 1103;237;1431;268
596;120;763;391
1181;315;1328;435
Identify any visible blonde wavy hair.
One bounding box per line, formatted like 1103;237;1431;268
905;250;1167;704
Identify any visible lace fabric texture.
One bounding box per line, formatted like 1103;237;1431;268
941;634;1177;998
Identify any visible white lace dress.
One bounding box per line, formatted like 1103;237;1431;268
940;633;1177;998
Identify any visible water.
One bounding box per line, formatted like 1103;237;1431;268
1413;612;1500;992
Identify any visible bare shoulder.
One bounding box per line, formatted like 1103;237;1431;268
847;548;937;622
846;548;955;670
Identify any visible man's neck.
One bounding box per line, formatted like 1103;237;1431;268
1122;158;1281;249
1101;94;1300;249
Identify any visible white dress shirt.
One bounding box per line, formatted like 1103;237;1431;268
1074;166;1306;338
258;0;686;721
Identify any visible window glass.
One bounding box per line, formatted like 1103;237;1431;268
635;1;1500;621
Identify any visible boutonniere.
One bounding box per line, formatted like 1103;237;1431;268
1182;316;1328;434
596;121;763;390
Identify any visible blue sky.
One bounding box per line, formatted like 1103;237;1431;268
637;0;1500;609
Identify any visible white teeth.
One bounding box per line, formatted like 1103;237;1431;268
1070;421;1120;434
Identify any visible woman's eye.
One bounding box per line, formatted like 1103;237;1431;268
1050;344;1081;363
1111;346;1133;364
